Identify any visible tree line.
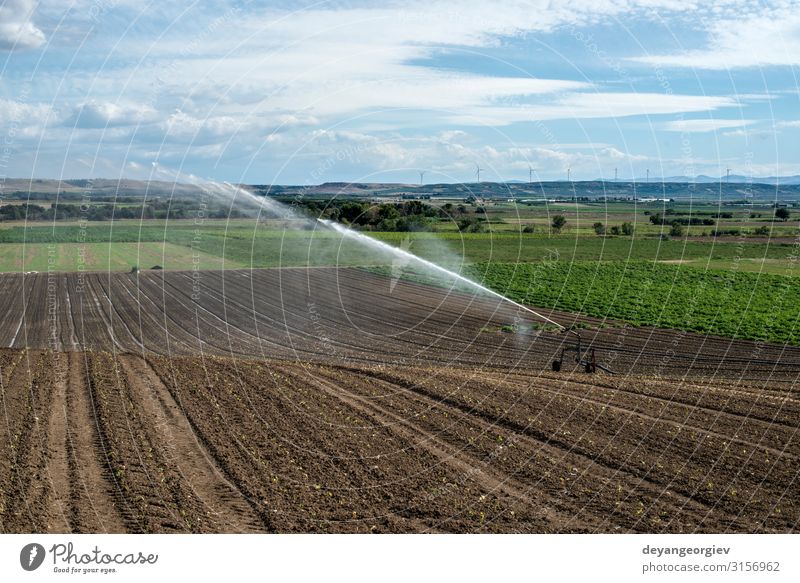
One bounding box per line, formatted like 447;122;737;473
0;201;251;222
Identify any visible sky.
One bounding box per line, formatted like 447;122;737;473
0;0;799;184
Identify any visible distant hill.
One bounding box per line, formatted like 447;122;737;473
256;180;800;202
3;178;800;202
0;178;208;199
631;174;800;186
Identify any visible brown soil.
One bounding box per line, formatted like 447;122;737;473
0;268;797;533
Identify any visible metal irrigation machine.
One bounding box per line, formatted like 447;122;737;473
516;307;614;374
551;329;614;374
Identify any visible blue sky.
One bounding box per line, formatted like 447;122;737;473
1;0;799;184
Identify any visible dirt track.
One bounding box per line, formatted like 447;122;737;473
0;268;798;532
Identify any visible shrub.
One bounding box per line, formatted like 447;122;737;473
551;215;567;233
458;217;485;233
711;228;741;237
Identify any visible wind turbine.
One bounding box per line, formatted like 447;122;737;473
614;167;618;182
726;168;731;184
418;170;426;185
567;167;571;183
646;168;650;183
475;163;483;183
528;165;534;185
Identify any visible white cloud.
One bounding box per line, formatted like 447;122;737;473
162;110;239;139
303;75;588;117
438;130;470;142
275;112;320;128
0;98;53;141
664;119;753;133
0;98;49;122
776;120;800;129
599;146;647;161
722;128;774;139
443;93;736;126
296;128;650;180
66;101;158;128
632;6;800;69
561;92;736;119
102;1;736;130
733;93;778;102
0;0;45;50
7;0;790;180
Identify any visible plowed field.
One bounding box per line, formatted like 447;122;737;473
0;268;797;532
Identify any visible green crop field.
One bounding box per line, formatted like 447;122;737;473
0;217;797;344
369;231;798;274
371;260;800;345
0;242;238;272
425;199;799;237
0;221;796;274
476;261;800;345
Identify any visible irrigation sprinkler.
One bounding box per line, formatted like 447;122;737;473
551;329;614;374
319;217;613;374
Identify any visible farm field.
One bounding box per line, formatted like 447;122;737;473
434;200;799;237
1;349;798;534
0;268;797;375
0;267;797;533
2;219;798;347
0;221;797;274
385;260;800;345
0;211;798;534
0;242;238;272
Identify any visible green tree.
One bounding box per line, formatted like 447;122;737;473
458;217;485;233
621;222;635;236
592;222;605;235
551;214;567;233
378;204;400;221
339;202;367;224
669;221;684;237
775;207;791;221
